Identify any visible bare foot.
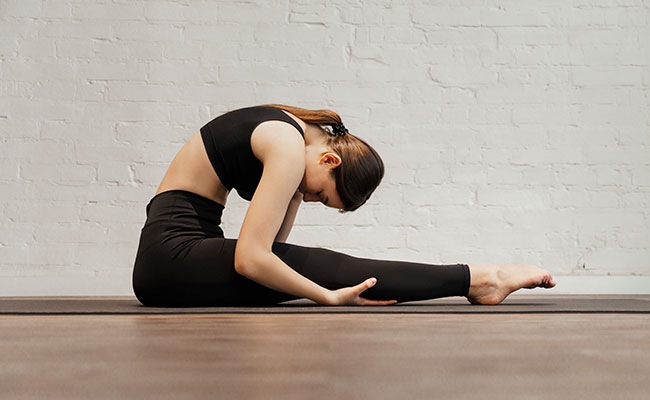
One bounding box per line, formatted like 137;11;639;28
466;264;556;305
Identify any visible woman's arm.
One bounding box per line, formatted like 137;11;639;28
234;123;331;304
274;191;303;243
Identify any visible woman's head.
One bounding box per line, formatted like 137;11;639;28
260;104;385;213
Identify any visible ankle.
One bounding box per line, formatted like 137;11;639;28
467;264;498;296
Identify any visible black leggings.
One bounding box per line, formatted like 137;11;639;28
132;190;470;307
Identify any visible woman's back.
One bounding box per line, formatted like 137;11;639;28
155;106;306;207
155;130;229;206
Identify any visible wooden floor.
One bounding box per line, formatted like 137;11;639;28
1;313;649;399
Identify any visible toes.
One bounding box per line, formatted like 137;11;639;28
525;276;549;289
542;274;556;288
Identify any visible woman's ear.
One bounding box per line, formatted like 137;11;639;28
321;152;342;168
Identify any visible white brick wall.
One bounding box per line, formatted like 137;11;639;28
1;0;649;296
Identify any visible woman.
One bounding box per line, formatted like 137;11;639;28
132;104;555;307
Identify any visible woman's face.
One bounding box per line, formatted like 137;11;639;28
299;151;344;210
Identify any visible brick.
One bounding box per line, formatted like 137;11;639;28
96;161;133;184
0;119;39;139
619;191;650;210
509;147;584;165
24;244;78;266
161;42;202;61
631;166;650;186
486;165;525;184
480;7;552;27
41;0;72;18
412;7;481;27
406;228;478;252
0;0;42;18
522;166;558;185
497;27;566;45
0;222;34;246
3;60;74;81
80;101;171;123
403;186;474;207
33;79;76;101
569;28;639;45
33;221;107;244
383;27;426;44
547;126;618;148
477;185;549;208
252;24;327;43
582;146;649;165
556;165;598;185
571;66;643;86
425;29;497;45
0;19;37;38
71;2;143;20
17;37;56;57
58;164;96;184
375;5;412;26
476;87;547;104
20;162;59;181
620;231;650;248
75;143;146;165
107;84;180;102
77;61;147;81
289;4;337;24
594;166;632;186
131;163;166;184
373;206;405;226
576;210;646;231
554;7;605;27
580;248;650;274
113;22;182;43
38;21;113;39
219;65;289;83
55;38;93;58
0;37;19;56
5;201;80;223
143;2;188;21
339;6;363;24
0;158;20;180
589;190;620;208
217;3;288;23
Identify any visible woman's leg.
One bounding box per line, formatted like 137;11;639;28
133;234;469;307
272;242;470;303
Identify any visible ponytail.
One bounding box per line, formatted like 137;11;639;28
258;104;342;126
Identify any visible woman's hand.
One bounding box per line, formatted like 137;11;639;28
324;277;399;306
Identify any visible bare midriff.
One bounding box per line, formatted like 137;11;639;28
154;131;230;207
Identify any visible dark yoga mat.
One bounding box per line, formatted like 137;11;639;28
1;295;650;314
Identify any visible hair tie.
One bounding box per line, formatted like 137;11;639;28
331;122;348;136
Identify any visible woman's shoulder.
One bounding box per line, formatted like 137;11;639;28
250;120;306;165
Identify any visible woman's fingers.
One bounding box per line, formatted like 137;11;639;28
355;278;398;305
359;298;398;306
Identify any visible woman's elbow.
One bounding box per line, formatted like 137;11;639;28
234;247;264;277
234;254;251;276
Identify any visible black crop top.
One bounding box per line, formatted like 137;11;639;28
199;106;305;201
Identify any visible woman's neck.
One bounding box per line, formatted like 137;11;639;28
303;123;328;148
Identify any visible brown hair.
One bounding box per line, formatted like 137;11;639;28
259;104;384;213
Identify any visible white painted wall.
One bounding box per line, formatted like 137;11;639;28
1;0;649;296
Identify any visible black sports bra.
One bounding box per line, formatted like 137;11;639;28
199;105;305;201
